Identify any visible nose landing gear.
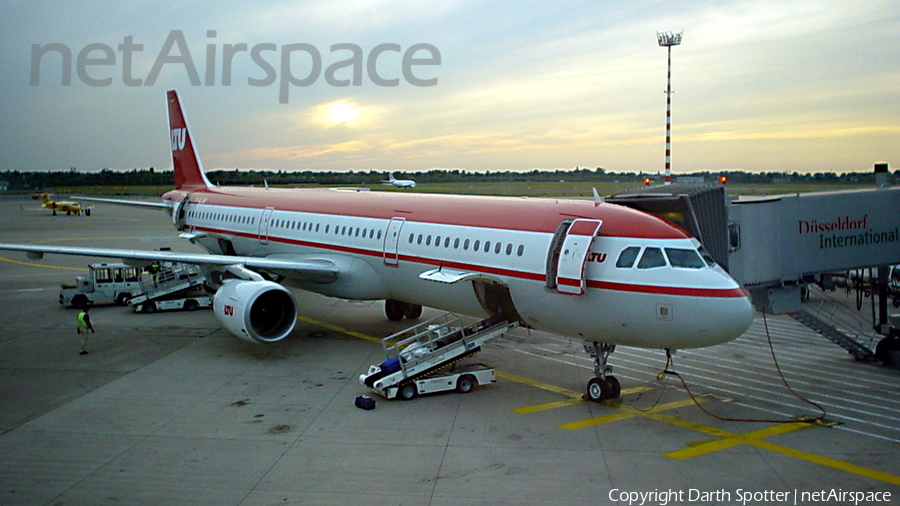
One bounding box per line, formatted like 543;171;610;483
583;341;621;401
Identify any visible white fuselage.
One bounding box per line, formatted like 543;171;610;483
173;187;754;350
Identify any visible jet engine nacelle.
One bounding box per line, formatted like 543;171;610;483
213;279;297;343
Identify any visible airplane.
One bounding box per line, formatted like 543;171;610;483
381;172;416;188
0;90;754;401
39;193;90;216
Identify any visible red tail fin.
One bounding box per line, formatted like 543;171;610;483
167;90;212;191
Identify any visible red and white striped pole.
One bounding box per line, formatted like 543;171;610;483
657;32;682;186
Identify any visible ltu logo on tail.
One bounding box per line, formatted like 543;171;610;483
170;128;186;151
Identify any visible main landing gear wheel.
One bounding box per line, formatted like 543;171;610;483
404;303;423;320
385;299;422;321
583;341;621;402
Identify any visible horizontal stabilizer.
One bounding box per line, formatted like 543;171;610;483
72;196;170;209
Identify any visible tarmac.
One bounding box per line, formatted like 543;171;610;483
1;194;899;505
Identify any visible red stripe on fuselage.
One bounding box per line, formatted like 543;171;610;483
165;187;689;239
190;220;744;300
589;280;747;298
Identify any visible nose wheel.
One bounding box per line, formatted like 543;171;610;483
583;341;621;401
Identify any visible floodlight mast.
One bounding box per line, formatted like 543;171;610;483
657;31;683;186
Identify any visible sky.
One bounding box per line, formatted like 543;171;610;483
1;0;898;175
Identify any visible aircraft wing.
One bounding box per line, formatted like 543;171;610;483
72;196;171;209
0;243;338;283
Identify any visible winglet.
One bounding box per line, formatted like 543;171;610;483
167;90;212;191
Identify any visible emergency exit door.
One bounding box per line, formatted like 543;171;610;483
258;207;275;245
383;217;406;266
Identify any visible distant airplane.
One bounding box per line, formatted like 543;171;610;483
381;172;416;188
0;90;754;401
39;193;90;216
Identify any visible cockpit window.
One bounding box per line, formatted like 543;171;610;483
616;246;641;268
698;245;717;267
665;248;706;269
637;247;666;269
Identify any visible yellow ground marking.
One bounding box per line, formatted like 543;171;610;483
559;396;707;430
639;409;900;485
665;421;813;459
291;313;900;486
752;439;900;486
513;385;654;414
38;236;177;244
495;370;583;399
514;398;584;414
0;236;177;271
295;315;383;344
0;256;86;271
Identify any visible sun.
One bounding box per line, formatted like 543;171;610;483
329;103;358;124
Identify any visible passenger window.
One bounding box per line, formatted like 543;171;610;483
637;247;667;269
665;248;705;269
616;247;641;268
517;245;525;256
473;240;481;251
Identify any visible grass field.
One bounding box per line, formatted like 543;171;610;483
34;180;879;199
402;180;877;197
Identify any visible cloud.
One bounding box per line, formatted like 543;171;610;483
1;0;898;173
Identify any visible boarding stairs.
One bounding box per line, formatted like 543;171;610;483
361;312;517;394
791;308;876;361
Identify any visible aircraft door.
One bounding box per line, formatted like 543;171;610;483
258;207;275;245
554;219;603;295
383;217;405;266
172;194;190;231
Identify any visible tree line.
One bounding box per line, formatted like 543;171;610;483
1;167;893;190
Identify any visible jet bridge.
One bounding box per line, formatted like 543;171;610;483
727;186;900;313
609;170;900;363
609;179;900;314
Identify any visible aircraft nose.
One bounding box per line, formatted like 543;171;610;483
704;290;755;346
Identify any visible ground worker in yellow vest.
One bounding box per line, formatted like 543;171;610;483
76;306;95;355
